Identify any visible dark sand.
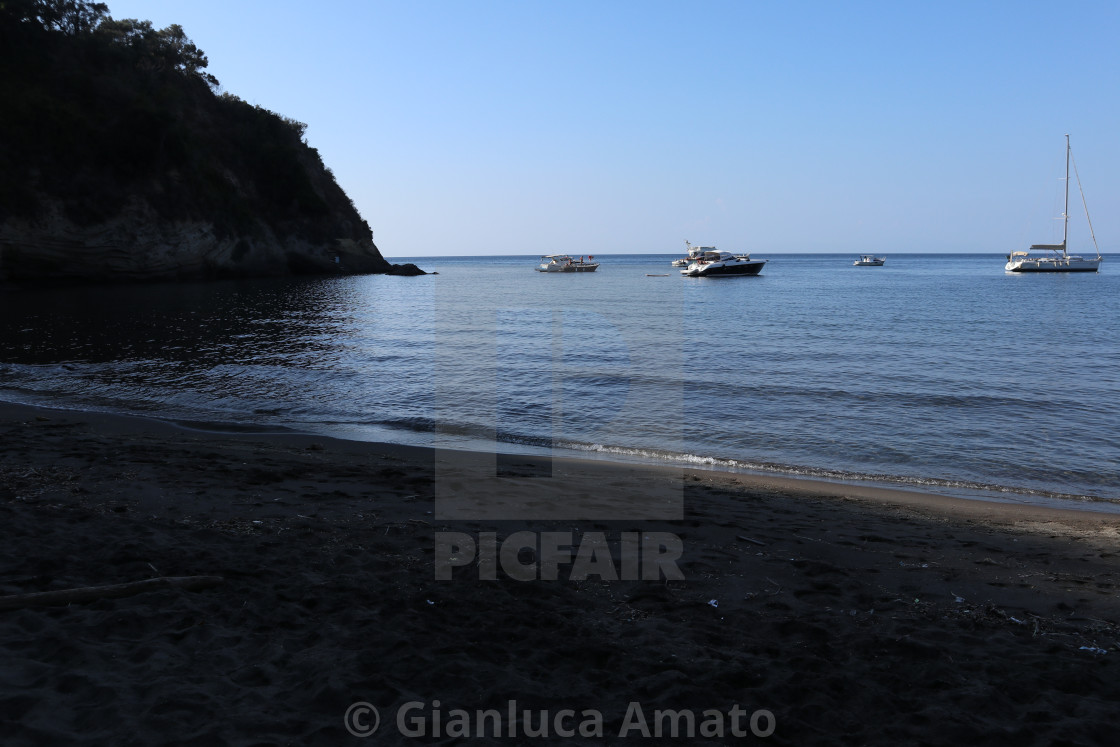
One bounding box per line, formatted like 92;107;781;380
3;401;1120;745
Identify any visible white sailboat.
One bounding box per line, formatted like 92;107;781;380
1006;135;1102;273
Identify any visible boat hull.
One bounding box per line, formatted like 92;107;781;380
1005;257;1100;273
688;260;766;277
536;264;599;273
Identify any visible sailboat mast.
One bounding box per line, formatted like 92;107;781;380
1063;134;1070;257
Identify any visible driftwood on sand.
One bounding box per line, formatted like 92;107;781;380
0;576;224;610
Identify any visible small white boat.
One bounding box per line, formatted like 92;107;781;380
536;254;599;273
1006;135;1101;273
853;255;885;266
681;248;766;277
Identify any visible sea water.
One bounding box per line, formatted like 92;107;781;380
2;253;1118;510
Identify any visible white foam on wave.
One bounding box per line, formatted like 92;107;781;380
550;438;1120;510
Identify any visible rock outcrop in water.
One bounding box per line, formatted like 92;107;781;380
0;1;423;284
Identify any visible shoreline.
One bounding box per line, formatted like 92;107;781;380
5;399;1120;744
5;397;1119;518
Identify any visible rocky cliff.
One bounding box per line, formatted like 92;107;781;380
0;2;423;284
0;202;405;284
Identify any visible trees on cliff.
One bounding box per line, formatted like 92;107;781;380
96;18;218;88
2;0;109;36
1;0;218;88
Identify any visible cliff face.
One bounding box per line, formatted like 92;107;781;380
0;4;420;284
0;201;392;284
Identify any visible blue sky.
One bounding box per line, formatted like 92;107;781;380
107;1;1120;257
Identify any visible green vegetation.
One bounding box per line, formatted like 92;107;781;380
0;0;373;247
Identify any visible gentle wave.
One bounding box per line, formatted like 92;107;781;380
323;412;1120;507
548;439;1120;506
5;378;1120;510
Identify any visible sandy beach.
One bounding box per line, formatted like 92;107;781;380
3;400;1120;745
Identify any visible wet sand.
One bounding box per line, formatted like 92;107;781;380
2;401;1120;745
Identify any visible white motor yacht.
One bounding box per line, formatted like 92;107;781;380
853;255;885;266
681;249;766;277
